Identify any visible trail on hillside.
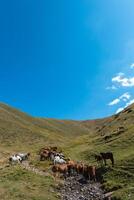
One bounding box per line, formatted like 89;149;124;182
21;161;50;176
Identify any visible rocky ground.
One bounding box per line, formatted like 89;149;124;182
59;175;107;200
22;162;111;200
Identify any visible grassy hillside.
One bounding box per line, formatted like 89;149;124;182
0;102;134;199
0;103;90;152
68;105;134;200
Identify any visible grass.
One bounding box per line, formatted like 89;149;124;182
0;102;134;199
0;165;58;200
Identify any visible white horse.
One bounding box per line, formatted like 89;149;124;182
54;156;66;165
17;153;30;161
58;153;65;159
9;155;22;164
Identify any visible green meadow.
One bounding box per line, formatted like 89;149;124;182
0;103;134;199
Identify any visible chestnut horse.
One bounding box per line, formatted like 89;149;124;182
52;164;68;179
83;165;96;181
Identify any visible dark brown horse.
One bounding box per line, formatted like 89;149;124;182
100;152;114;167
95;152;114;167
95;154;103;162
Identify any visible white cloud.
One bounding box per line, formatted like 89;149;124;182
108;92;131;106
120;92;131;101
108;68;134;113
130;63;134;69
112;73;134;87
108;98;120;106
116;98;134;114
125;99;134;107
106;85;117;90
116;107;124;114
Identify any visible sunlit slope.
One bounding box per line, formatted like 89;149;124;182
0;103;91;152
68;104;134;200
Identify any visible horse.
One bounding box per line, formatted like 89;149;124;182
9;155;22;164
57;152;65;159
83;165;96;181
50;146;58;151
94;154;103;165
52;164;68;179
75;162;85;175
88;165;96;181
67;160;77;175
40;151;49;161
49;151;56;161
17;153;30;161
39;147;51;155
100;152;114;167
54;156;66;165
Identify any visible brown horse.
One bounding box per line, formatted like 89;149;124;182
39;147;50;155
50;146;58;151
87;165;96;181
40;151;49;161
100;152;114;167
52;164;68;179
83;165;96;181
67;160;77;175
75;162;85;174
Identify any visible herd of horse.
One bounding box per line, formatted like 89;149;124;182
9;146;114;181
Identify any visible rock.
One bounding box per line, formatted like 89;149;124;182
59;175;105;200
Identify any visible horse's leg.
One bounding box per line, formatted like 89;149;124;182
40;155;42;161
88;172;91;181
104;159;107;166
100;160;103;166
18;159;21;164
72;166;75;175
53;172;57;181
63;170;67;179
94;174;96;182
111;158;114;167
87;172;90;180
54;160;56;165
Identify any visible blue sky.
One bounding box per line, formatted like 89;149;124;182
0;0;134;120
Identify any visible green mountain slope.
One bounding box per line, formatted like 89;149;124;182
70;105;134;199
0;102;91;153
0;102;134;199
